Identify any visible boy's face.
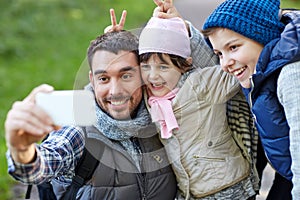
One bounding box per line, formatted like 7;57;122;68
208;28;264;88
89;50;143;120
140;54;183;97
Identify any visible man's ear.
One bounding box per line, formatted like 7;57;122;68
89;70;94;88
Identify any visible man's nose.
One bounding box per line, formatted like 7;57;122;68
109;79;123;95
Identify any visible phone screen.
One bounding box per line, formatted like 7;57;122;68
36;90;96;126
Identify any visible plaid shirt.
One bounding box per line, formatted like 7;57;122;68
7;126;84;184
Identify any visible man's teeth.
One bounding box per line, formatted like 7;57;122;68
233;67;246;76
111;100;126;105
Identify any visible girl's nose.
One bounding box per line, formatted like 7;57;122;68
149;68;160;79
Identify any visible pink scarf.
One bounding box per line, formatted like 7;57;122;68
148;88;179;139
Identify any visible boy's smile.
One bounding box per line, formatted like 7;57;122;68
208;28;264;88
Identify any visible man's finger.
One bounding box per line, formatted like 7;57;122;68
23;84;54;103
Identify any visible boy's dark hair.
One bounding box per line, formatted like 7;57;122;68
87;31;139;71
139;52;193;73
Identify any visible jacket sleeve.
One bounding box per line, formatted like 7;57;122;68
190;66;240;103
187;21;219;69
277;61;300;199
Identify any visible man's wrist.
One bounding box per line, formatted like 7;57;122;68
9;144;37;164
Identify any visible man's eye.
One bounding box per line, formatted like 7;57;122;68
122;74;133;80
97;76;108;83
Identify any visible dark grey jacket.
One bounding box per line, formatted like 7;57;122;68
53;124;177;200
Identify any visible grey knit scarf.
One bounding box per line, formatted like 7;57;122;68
94;100;152;140
85;84;152;170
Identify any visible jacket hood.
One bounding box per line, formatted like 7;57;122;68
254;11;300;86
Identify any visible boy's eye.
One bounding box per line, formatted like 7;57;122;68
215;51;223;58
230;45;237;51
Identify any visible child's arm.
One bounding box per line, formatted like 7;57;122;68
152;0;219;69
277;61;300;198
188;21;219;69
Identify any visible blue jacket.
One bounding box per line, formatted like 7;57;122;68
243;11;300;181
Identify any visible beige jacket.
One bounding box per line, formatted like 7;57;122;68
147;66;250;199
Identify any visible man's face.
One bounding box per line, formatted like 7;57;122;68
89;50;143;120
209;28;264;88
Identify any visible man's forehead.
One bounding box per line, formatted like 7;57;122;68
92;51;138;73
92;50;138;69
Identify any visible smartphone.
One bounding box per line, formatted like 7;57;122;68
35;90;96;126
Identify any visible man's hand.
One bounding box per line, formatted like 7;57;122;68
104;9;127;33
5;84;55;163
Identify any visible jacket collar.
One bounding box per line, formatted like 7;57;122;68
254;11;300;86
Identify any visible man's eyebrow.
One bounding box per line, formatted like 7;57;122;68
119;66;138;73
93;66;137;75
94;69;106;75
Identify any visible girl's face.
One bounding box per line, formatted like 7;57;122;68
208;28;264;88
141;54;183;97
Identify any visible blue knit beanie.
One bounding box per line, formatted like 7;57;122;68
203;0;285;45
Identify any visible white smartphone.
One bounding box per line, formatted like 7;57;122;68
35;90;96;126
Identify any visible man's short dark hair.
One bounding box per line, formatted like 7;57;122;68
87;31;139;70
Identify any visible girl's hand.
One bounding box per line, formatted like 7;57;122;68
153;0;182;19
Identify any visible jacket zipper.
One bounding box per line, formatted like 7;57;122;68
133;137;148;200
249;77;275;169
248;76;257;128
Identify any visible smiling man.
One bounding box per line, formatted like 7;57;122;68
5;30;177;200
89;49;142;120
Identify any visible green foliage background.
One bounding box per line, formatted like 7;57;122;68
0;0;154;199
0;0;298;199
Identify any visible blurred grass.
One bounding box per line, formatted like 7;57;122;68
281;0;300;9
0;0;155;199
0;0;298;199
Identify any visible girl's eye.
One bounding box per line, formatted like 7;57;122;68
141;65;150;71
160;65;169;70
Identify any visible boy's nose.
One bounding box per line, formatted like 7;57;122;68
221;55;235;72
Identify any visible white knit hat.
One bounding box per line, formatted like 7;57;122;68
139;17;191;58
